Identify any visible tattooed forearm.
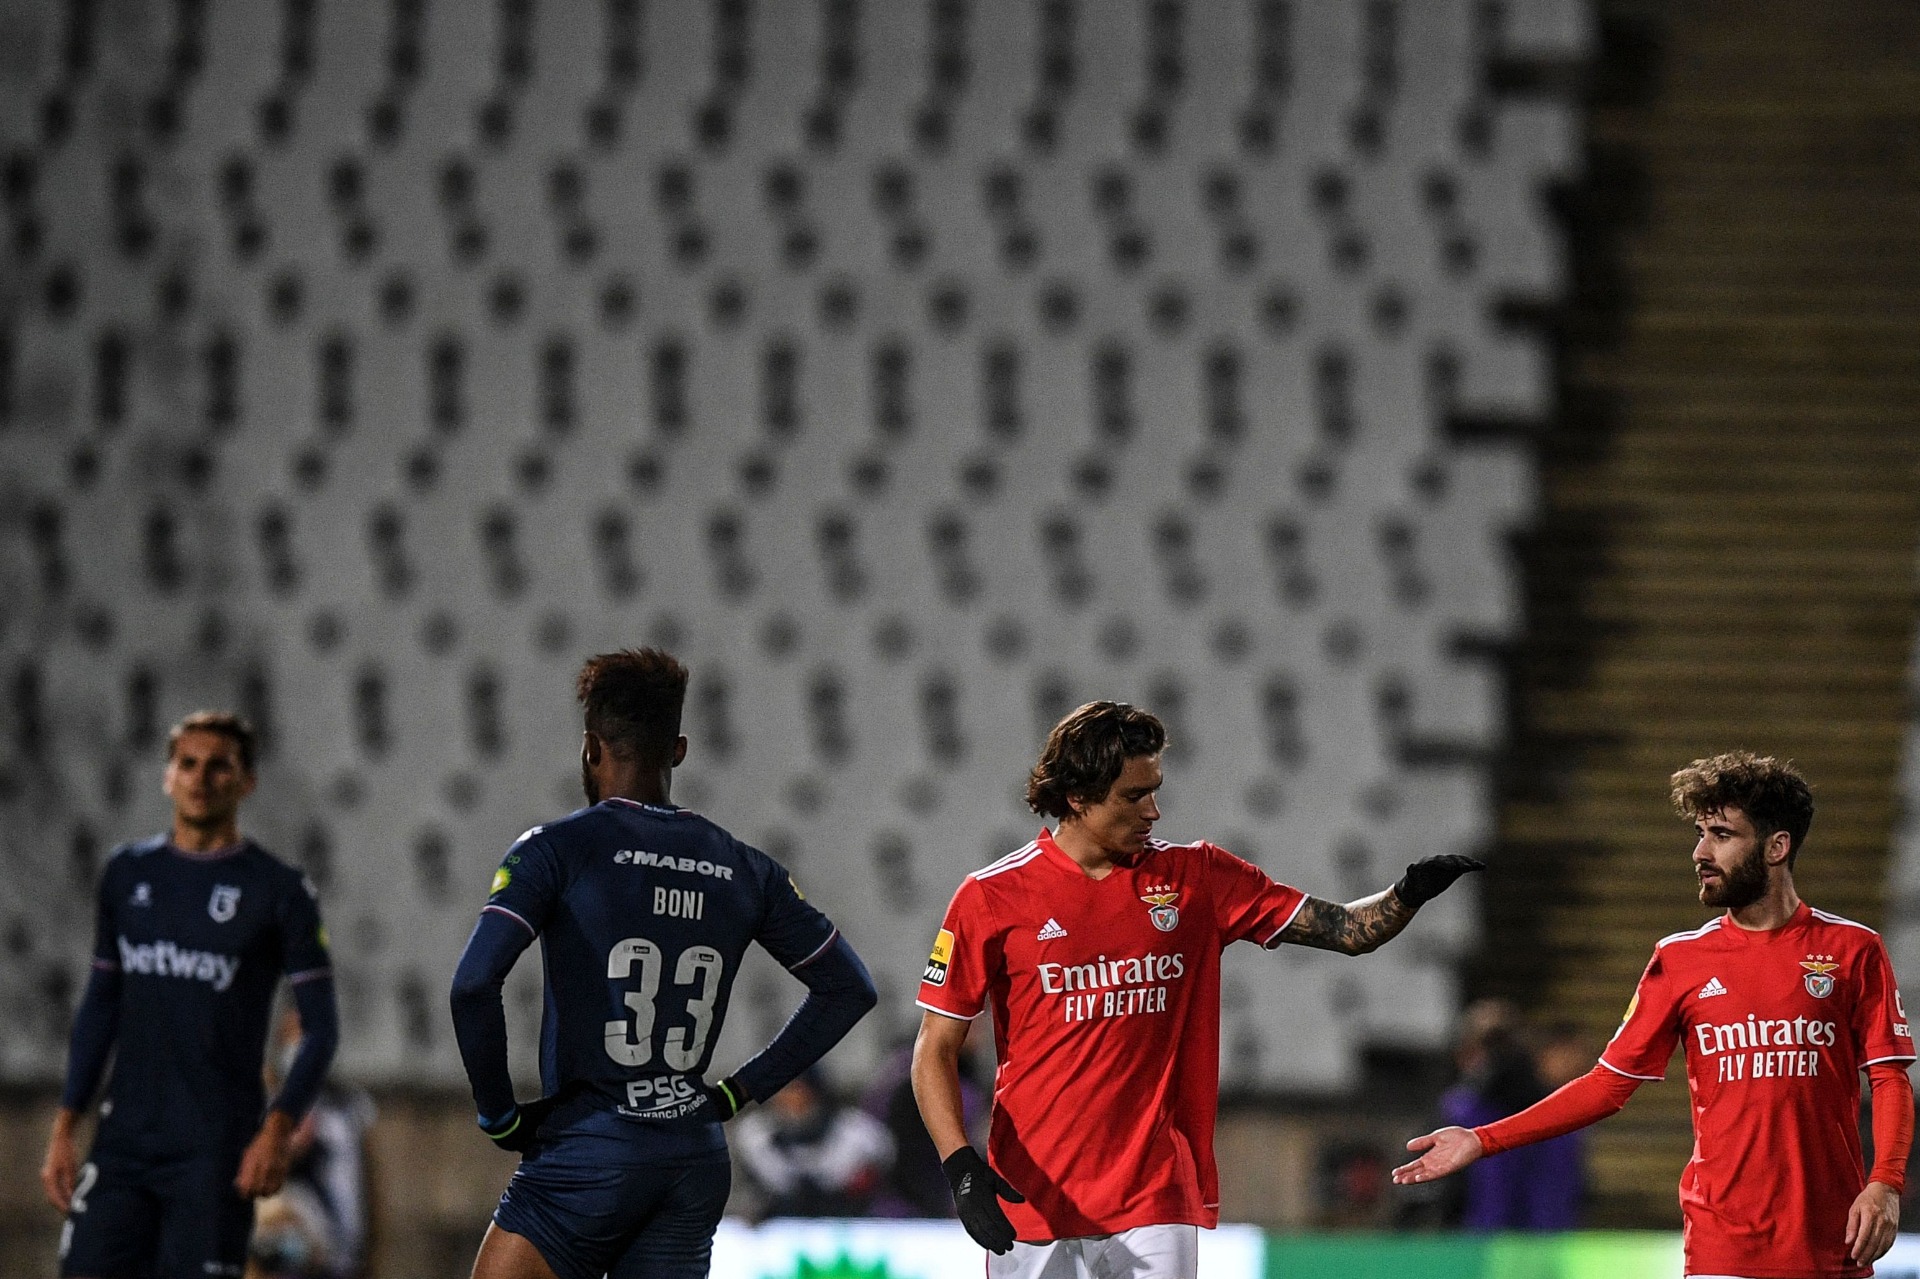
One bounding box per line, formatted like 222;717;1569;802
1277;889;1417;955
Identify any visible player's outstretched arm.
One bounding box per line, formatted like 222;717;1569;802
1276;856;1483;955
1395;1062;1640;1187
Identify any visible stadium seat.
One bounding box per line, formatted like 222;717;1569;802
0;0;1579;1093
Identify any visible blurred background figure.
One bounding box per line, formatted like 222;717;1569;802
860;1021;992;1217
733;1070;895;1220
250;1004;379;1279
1434;999;1582;1230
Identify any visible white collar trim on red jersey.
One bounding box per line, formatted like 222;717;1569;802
972;840;1043;880
1808;906;1877;935
1655;918;1723;949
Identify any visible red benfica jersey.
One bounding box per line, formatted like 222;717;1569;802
1602;902;1914;1278
917;831;1305;1241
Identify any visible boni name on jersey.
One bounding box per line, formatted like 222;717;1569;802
1039;951;1187;1022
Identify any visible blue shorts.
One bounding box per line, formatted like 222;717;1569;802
59;1145;252;1279
494;1147;731;1279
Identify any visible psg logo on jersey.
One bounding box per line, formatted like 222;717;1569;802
208;884;242;923
1801;956;1839;999
1140;890;1181;933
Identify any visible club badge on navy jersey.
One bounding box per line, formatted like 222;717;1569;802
1141;887;1180;932
1801;954;1838;999
208;884;242;922
130;882;152;907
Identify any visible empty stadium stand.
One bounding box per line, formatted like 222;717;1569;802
0;0;1584;1093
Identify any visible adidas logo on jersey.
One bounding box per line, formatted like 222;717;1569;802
1699;977;1728;1000
1037;919;1068;940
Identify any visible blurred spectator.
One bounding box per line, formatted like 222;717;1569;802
861;1022;992;1217
1320;1141;1391;1227
1437;999;1584;1230
249;1005;379;1279
734;1069;895;1219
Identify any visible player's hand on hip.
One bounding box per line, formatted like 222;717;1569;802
234;1109;296;1198
480;1092;562;1154
1846;1180;1900;1265
700;1076;749;1121
1390;1126;1483;1185
1391;855;1486;909
41;1121;78;1212
943;1147;1026;1254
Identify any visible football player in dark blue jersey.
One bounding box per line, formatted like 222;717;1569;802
40;711;340;1279
451;649;877;1279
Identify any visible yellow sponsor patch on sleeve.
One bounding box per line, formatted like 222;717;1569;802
1621;991;1638;1024
789;875;806;900
923;929;954;987
491;867;511;896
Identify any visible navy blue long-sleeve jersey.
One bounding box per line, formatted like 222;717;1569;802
64;835;338;1157
451;797;875;1163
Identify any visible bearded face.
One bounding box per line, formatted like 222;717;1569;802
1698;836;1769;908
1694;807;1776;910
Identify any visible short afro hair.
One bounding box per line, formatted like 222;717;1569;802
168;710;258;773
1670;750;1814;867
1026;701;1167;820
576;648;690;765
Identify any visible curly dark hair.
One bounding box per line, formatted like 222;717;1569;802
1670;750;1814;867
1026;701;1167;820
576;648;690;765
168;710;258;773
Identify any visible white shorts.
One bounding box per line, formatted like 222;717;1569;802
988;1224;1199;1279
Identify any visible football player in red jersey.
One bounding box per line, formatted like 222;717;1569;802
1395;752;1915;1278
912;701;1481;1277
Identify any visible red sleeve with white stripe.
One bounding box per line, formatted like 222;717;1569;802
1203;843;1307;948
917;877;995;1020
1474;1063;1642;1156
1597;949;1683;1081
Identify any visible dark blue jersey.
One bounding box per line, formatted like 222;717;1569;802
475;798;841;1159
79;836;332;1156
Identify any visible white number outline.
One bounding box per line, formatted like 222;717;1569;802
604;938;663;1066
664;946;724;1070
603;937;725;1070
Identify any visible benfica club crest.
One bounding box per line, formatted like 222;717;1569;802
208;884;241;923
1801;955;1839;999
1141;889;1181;932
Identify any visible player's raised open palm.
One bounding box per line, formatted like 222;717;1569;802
1390;1125;1483;1185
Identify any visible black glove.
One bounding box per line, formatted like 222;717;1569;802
701;1076;749;1121
1392;854;1486;909
479;1091;563;1154
943;1146;1026;1254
